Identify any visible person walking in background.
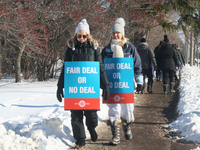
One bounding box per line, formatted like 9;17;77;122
157;35;181;94
56;19;110;149
176;44;185;79
137;38;157;94
154;41;163;82
101;18;143;145
172;44;185;80
176;45;185;67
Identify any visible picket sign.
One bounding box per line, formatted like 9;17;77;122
103;58;134;104
64;61;100;110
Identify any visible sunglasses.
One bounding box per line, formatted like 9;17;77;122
77;35;87;39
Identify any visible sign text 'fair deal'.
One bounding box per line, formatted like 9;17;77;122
64;62;100;99
66;66;97;94
64;61;100;110
103;58;134;103
105;62;132;89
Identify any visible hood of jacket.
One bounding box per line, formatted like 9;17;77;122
137;42;148;50
162;41;171;47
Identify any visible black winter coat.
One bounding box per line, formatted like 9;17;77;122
137;43;157;69
57;40;109;89
154;44;162;64
157;42;180;70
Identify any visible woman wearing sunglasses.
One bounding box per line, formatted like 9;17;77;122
56;19;110;149
101;18;143;145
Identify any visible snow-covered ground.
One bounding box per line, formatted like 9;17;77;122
0;64;200;150
0;79;109;150
168;64;200;150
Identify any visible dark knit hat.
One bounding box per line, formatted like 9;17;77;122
164;35;169;42
140;38;146;42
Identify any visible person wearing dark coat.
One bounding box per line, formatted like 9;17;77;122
176;45;185;79
177;49;185;66
137;38;157;93
154;41;163;81
172;44;185;66
172;44;185;80
56;19;110;149
157;35;181;94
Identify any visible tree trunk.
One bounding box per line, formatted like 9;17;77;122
22;58;30;80
15;45;25;82
184;33;189;64
23;62;30;80
0;49;2;80
190;32;194;66
0;39;4;80
37;61;44;81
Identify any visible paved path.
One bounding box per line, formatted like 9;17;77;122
76;80;199;150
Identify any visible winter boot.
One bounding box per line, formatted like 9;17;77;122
89;128;98;142
147;85;153;93
122;119;132;140
141;89;145;94
109;119;121;145
163;84;168;94
74;138;85;149
141;85;145;94
175;75;179;81
170;82;175;93
141;82;146;94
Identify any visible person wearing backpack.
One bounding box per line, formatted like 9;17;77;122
137;38;157;94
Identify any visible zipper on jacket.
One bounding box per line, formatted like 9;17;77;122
71;47;94;61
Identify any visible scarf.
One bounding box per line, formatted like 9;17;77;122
111;39;124;58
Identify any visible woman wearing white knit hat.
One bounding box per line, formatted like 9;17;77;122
56;19;110;149
101;17;143;145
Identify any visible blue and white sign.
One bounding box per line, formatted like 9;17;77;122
64;61;100;98
104;58;134;93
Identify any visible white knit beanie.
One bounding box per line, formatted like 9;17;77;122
75;19;90;35
111;18;125;36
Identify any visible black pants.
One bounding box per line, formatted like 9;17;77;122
142;68;153;89
162;69;174;84
71;110;98;140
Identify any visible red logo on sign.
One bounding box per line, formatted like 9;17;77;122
103;93;134;104
64;98;100;110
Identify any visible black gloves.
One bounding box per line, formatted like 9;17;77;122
102;86;110;101
136;84;143;93
56;87;64;102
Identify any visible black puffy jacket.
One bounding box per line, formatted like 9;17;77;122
157;42;180;70
57;40;109;89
